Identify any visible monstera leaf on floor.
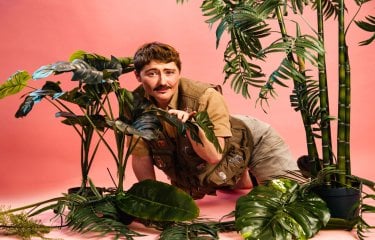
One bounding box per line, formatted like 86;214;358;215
116;180;199;222
235;179;330;240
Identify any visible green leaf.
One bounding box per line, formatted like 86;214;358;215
66;195;142;239
355;15;375;46
235;179;330;240
0;70;31;99
194;111;222;153
116;180;199;221
160;222;219;240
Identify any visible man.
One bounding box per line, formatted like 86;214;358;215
129;42;302;199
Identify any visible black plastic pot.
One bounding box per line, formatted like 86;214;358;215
314;186;360;220
68;186;106;196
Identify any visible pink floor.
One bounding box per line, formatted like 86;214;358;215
1;188;374;240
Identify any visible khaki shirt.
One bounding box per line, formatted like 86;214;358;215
130;82;232;157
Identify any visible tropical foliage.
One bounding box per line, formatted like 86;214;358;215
0;50;218;239
179;0;375;183
177;0;375;238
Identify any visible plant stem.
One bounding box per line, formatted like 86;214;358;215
316;0;334;183
337;0;348;185
275;6;320;176
1;197;65;215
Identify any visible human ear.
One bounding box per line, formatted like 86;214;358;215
134;71;141;82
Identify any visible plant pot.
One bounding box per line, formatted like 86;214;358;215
68;186;106;196
314;186;360;220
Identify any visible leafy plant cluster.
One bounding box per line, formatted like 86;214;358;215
1;0;374;236
0;50;336;239
177;0;375;238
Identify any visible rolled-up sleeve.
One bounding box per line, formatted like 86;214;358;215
198;88;232;137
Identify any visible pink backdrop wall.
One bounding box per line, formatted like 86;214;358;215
0;0;374;201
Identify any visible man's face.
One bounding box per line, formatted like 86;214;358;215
135;60;181;108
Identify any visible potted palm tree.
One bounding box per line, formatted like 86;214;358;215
178;0;375;238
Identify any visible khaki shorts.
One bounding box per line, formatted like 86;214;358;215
232;115;300;184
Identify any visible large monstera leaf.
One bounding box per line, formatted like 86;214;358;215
115;180;199;222
235;179;330;240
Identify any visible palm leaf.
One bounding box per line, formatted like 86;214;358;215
66;195;142;239
258;58;305;110
160;222;219;240
260;34;323;66
355;15;375;46
0;70;31;99
310;0;341;19
235;179;330;240
290;78;321;124
223;42;266;99
116;180;199;222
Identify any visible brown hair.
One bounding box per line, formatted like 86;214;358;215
133;42;182;73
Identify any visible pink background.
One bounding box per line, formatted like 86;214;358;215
0;1;374;239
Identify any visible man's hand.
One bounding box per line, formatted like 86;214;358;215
168;109;196;123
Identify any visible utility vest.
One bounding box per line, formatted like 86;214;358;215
134;78;254;199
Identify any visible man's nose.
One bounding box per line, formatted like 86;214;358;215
159;73;168;84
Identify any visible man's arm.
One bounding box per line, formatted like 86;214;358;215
168;108;225;165
187;128;225;164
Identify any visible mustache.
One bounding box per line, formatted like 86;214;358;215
153;85;171;91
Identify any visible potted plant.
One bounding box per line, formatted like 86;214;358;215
0;50;234;239
177;0;375;238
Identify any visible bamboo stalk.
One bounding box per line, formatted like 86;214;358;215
337;0;348;185
316;0;334;184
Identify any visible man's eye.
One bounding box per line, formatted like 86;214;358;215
165;70;175;75
146;72;157;77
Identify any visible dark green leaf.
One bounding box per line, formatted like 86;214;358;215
15;81;63;118
235;179;330;239
116;180;199;222
355;15;375;45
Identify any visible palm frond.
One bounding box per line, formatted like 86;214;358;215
258;57;306;110
290;78;322;131
223;41;266;99
66;195;141;239
355;15;375;45
260;34;324;66
312;0;341;19
290;0;311;15
160;222;219;240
